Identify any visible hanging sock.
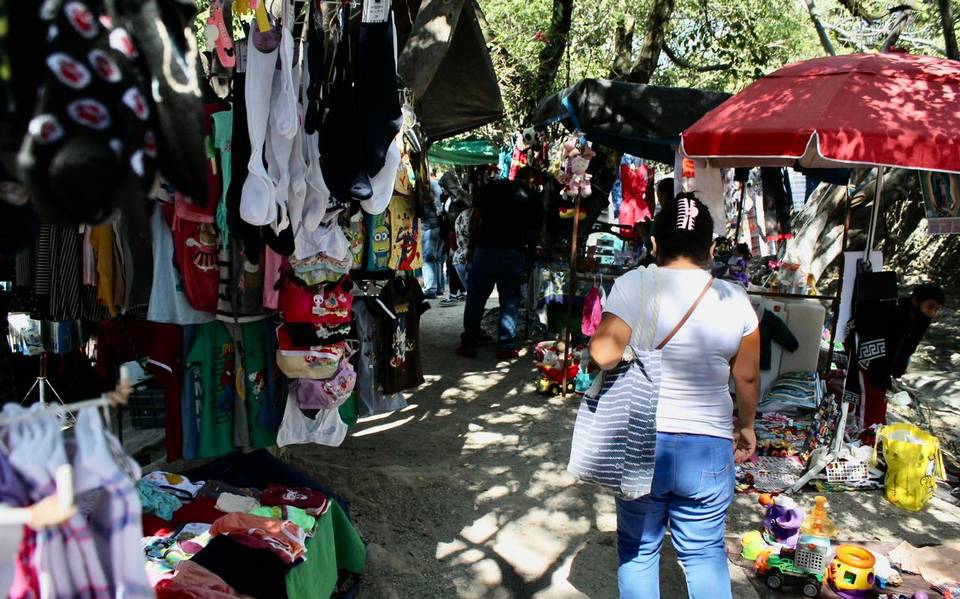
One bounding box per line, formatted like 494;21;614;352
262;24;299;234
320;4;372;203
239;25;280;227
18;0;157;226
355;17;402;177
300;45;330;233
115;0;207;205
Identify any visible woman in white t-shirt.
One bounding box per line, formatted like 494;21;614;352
589;193;760;599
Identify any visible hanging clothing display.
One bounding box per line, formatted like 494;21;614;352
617;156;652;227
372;276;430;394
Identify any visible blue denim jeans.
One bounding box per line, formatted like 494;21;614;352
422;226;444;296
462;247;524;350
616;433;735;599
454;262;470;293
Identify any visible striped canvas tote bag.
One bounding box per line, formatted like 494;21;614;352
568;267;713;499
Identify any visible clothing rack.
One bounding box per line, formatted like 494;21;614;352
0;395;112;426
0;396;114;526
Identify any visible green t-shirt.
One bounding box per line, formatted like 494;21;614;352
285;500;366;599
241;321;278;449
187;321;236;458
186;321;278;458
338;392;359;428
249;505;317;535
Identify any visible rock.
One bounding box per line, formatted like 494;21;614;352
951;353;960;367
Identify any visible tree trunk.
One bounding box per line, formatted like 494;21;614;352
626;0;676;84
532;0;574;103
938;0;959;60
881;6;915;51
609;15;636;79
802;0;836;55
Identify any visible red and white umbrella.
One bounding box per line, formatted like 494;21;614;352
681;52;960;173
681;51;960;250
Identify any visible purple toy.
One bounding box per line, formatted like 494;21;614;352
760;494;804;549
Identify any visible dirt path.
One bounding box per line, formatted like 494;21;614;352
284;297;960;598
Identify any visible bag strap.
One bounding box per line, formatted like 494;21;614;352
655;276;714;350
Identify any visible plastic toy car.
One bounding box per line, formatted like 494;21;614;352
536;362;579;396
756;546;825;598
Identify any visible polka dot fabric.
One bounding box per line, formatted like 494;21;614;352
17;0;156;225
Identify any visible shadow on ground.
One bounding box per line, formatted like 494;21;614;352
282;296;960;598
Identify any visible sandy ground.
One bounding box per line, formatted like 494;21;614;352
284;296;960;598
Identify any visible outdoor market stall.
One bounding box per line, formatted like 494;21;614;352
680;51;959;598
0;0;504;595
530;79;732;392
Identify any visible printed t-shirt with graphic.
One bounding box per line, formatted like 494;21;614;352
186;321;236;458
373;277;430;394
186;321;278;458
387;192;422;271
352;299;408;416
362;209;391;272
172;216;220;312
388;165;422;271
148;204;215;326
238;319;279;449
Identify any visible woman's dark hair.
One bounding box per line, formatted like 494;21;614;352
652;192;715;266
656;178;675;203
912;282;945;305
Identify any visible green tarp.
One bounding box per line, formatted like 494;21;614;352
428;139;499;166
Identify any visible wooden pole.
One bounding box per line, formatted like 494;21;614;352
561;194;582;398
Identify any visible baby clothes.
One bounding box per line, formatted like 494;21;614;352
209;512;307;564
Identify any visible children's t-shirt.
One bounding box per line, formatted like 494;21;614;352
373;277;430;394
148;204;215;325
362;210;391;272
186;321;236;459
172;218;221;313
239;320;279;450
387;193;422;271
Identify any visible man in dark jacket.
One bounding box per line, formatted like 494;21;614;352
456;167;541;359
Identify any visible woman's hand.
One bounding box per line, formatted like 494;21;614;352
733;425;757;464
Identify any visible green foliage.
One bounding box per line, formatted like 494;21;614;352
479;0;959;133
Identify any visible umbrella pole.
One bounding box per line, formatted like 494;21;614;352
864;165;885;268
734;182;746;243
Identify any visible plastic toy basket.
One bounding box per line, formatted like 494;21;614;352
825;458;869;484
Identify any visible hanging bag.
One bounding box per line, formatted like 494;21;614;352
873;423;946;511
568;267;713;499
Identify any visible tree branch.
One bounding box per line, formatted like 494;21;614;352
937;0;959;59
898;34;946;56
822;22;870;52
626;0;676;84
532;0;574;101
661;44;731;72
801;0;836;55
609;15;637;79
836;0;884;22
881;5;915;50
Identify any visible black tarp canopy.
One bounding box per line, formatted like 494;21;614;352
534;79;730;164
396;0;504;142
